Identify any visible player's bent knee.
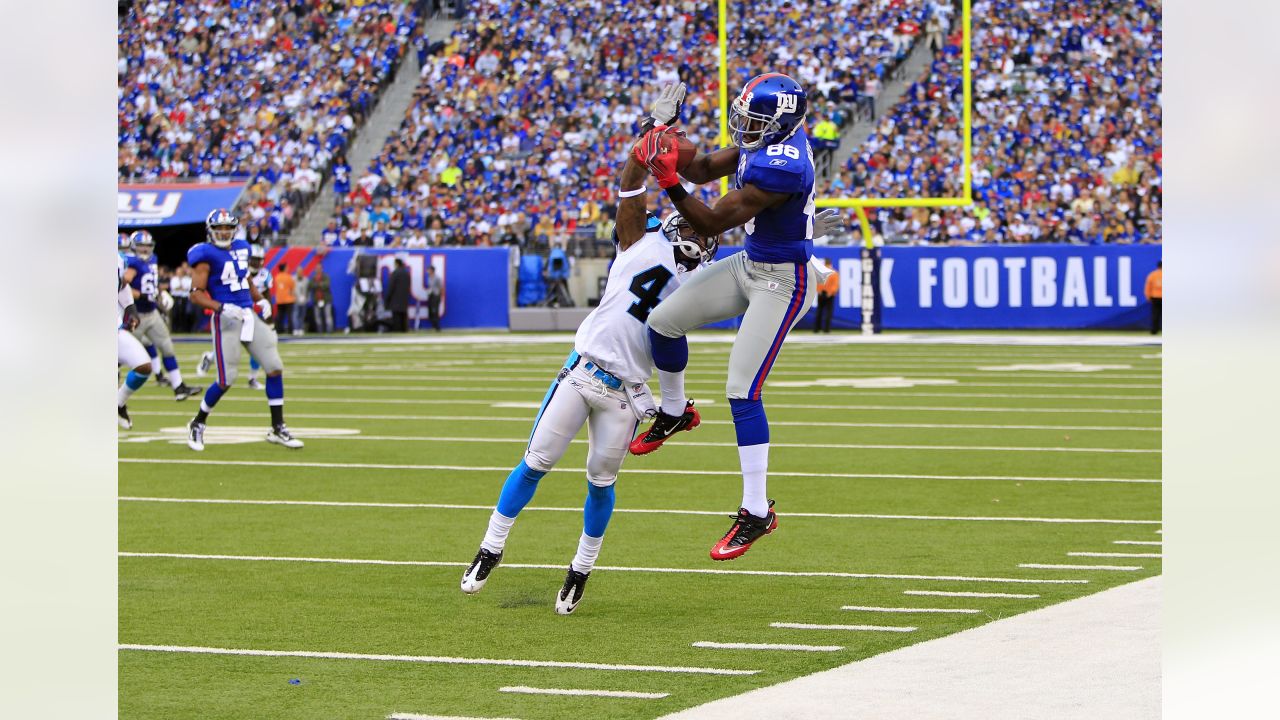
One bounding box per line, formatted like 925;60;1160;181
646;303;683;338
523;450;556;473
137;362;152;375
587;472;617;488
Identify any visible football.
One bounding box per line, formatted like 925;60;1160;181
666;131;698;172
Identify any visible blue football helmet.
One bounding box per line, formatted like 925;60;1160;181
206;208;239;248
728;73;808;151
129;230;154;260
117;233;132;254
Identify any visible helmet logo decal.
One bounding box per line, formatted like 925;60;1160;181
776;92;799;115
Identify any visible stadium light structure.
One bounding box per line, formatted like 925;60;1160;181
717;0;974;248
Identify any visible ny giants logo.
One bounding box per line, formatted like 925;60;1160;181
775;92;798;115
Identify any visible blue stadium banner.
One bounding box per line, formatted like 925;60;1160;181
264;246;511;330
714;244;1163;330
118;182;247;227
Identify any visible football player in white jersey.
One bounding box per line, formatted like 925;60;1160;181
459;138;717;615
117;250;152;429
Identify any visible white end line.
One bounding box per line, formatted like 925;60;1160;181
770;622;916;633
904;590;1039;599
499;686;667;700
1019;563;1143;571
389;715;522;720
116;644;755;676
692;642;845;652
841;606;981;614
1113;540;1162;546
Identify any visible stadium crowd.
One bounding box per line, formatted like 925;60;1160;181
117;0;420;239
322;0;931;252
830;0;1163;245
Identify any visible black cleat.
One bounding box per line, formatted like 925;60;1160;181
117;405;132;429
629;400;701;455
710;499;777;561
460;548;503;594
555;567;591;615
173;383;202;401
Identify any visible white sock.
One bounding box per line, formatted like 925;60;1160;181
480;510;517;554
151;355;162;375
117;381;138;407
658;369;686;416
738;443;770;517
167;368;183;388
571;532;604;574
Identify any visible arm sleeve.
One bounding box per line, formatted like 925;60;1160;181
739;156;806;195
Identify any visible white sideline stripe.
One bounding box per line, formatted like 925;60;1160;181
390;715;521;720
224;387;1164;402
904;590;1039;599
117;644;753;675
841;606;980;614
127;411;1159;432
225;432;1158;454
1068;551;1163;559
117;552;1090;584
499;686;667;700
282;376;1161;390
114;494;1158;525
118;459;1163;490
283;369;1162;381
1113;540;1162;546
134;394;1160;414
771;623;916;633
692;642;844;652
1019;563;1143;571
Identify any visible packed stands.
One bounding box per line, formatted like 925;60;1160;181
832;0;1163;245
117;0;420;240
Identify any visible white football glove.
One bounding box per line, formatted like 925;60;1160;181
256;298;273;320
644;82;686;132
813;209;845;240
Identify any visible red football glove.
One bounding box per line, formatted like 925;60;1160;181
632;125;682;189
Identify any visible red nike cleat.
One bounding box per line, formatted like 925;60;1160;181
629;400;700;455
709;500;777;561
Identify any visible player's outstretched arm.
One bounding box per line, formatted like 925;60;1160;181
679;146;738;185
615;152;651;251
668;183;785;238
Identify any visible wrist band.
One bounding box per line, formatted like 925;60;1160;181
664;184;689;202
618;186;647;198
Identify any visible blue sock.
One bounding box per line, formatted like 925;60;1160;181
583;482;616;538
265;375;284;403
162;355;179;372
495;460;547;518
250;356;260;371
125;370;147;391
145;344;157;360
729;398;770;446
648;328;688;372
202;383;225;410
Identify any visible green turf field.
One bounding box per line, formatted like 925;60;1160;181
118;334;1162;720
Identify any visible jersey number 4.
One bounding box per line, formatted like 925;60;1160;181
626;265;673;323
220;260;248;292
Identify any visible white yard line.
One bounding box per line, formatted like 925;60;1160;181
177;432;1157;454
389;715;522;720
115;494;1161;524
1068;552;1163;559
903;590;1039;599
127;410;1160;432
692;642;844;652
131;395;1160;414
118;552;1090;585
660;577;1160;720
116;644;754;675
1113;540;1163;546
770;623;916;633
499;686;667;700
841;606;980;614
1018;563;1143;571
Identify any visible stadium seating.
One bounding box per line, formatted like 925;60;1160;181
833;0;1162;245
117;0;419;240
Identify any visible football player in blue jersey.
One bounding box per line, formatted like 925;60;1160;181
630;75;843;561
123;231;202;400
183;209;303;451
